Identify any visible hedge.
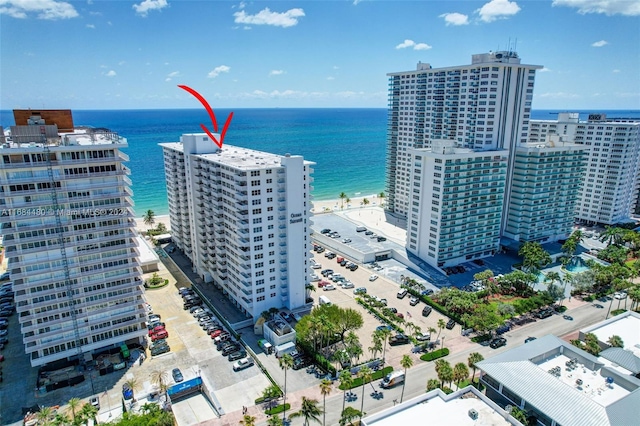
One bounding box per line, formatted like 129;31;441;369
404;287;465;327
338;366;393;390
265;403;290;415
356;298;405;333
420;348;449;362
296;339;337;376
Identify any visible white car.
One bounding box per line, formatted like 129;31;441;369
341;282;355;289
311;264;322;269
323;284;337;291
342;238;352;243
369;274;379;282
614;292;627;300
233;357;255;371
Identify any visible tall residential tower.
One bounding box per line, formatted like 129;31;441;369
161;134;314;319
0;110;146;367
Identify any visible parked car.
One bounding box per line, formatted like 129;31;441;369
151;330;169;341
90;396;100;409
341;282;355;289
148;325;166;336
409;297;419;306
446;319;456;330
376;236;387;242
172;368;184;382
150;345;170;356
122;383;134;400
536;309;553;319
342;238;352;243
376;324;393;332
228;350;247;361
525;337;537;343
416;333;431;342
422;306;433;317
369;274;378;282
320;229;331;234
354;287;367;295
233;357;254;371
489;337;507;349
348;264;358;271
323;284;337;291
311;264;322;269
389;334;410;346
614;291;627;300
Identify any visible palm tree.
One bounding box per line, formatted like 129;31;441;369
279;353;295;423
239;414;257;426
376;328;393;362
339;192;347;209
453;362;470;389
426;378;440;391
143;209;156;227
319;379;332;426
427;326;437;340
289;396;323;426
358;366;373;421
67;397;81;424
399;354;413;402
52;412;71;426
124;377;138;402
436;319;446;341
339;369;354;415
151;369;170;395
435;359;453;388
266;415;284;426
36;406;53;424
607;335;624;348
378;192;385;207
345;197;351;207
599;226;625;246
339;406;362;426
362;198;370;207
467;352;484;385
79;402;99;425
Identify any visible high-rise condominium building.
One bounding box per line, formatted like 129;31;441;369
0;110;146;367
529;113;640;225
407;140;508;268
386;51;542;218
160;134;314;319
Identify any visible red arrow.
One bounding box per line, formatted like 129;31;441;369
178;85;233;148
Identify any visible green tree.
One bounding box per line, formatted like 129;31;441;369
468;352;484;385
436;318;446;341
289;396;323;426
435;359;453;388
399;354;414;403
151;369;169;395
67;397;81;424
279;353;295;423
584;333;602;356
378;192;385;206
124;378;138;402
339;406;363;426
358;366;373;421
375;327;393;361
319;379;332;426
599;226;625;246
339;370;354;415
426;378;440;392
156;222;167;234
607;335;624;348
143;209;156;227
519;241;551;274
266;415;284;426
362;198;370;207
239;414;257;426
79;403;98;426
36;406;54;424
453;362;469;389
339;192;347;209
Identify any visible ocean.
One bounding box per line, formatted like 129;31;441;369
2;108;639;217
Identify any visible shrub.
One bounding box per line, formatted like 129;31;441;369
611;309;627;316
265;403;290;415
471;334;491;343
420;348;449;362
441;386;454;394
338;366;393;390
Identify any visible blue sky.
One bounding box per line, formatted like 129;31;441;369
1;0;639;109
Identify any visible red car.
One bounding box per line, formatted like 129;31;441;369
151;330;169;341
318;281;330;288
210;329;224;339
148;325;166;337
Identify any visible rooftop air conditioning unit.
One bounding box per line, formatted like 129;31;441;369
468;409;478;420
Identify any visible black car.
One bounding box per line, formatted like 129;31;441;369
339;260;348;267
377;236;387;242
365;231;374;235
292;357;311;370
446;319;456;330
172;368;184;382
537;309;553;319
151;345;170;356
422;306;433;317
348;265;358;271
389;334;410;346
524;337;537;343
222;344;241;356
217;340;235;351
320;229;331;234
489;337;507;349
228;350;247;361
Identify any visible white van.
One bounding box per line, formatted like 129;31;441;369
319;295;332;306
397;288;408;299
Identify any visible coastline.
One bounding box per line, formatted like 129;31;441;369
134;193;386;233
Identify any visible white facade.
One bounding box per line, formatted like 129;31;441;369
161;134;314;319
407;141;508;268
504;139;588;243
529;113;640;225
0;126;146;367
386;51;542;218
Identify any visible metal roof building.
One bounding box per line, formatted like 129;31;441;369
477;335;640;426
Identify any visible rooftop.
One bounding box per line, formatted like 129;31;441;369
2;126;125;149
362;386;521;426
581;311;640;358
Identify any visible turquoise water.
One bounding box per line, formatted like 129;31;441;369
2;109;638;217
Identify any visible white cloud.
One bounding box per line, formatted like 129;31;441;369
552;0;640;16
476;0;521;22
414;43;432;51
333;66;340;70
536;91;580;99
105;70;117;77
591;39;608;47
396;39;415;49
439;12;469;26
86;24;95;29
233;7;305;28
539;67;551;72
208;65;230;78
612;69;620;73
269;70;285;76
396;39;432;50
326;76;335;80
165;71;180;81
133;0;168;17
0;0;79;20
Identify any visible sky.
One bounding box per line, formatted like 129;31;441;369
1;0;639;110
